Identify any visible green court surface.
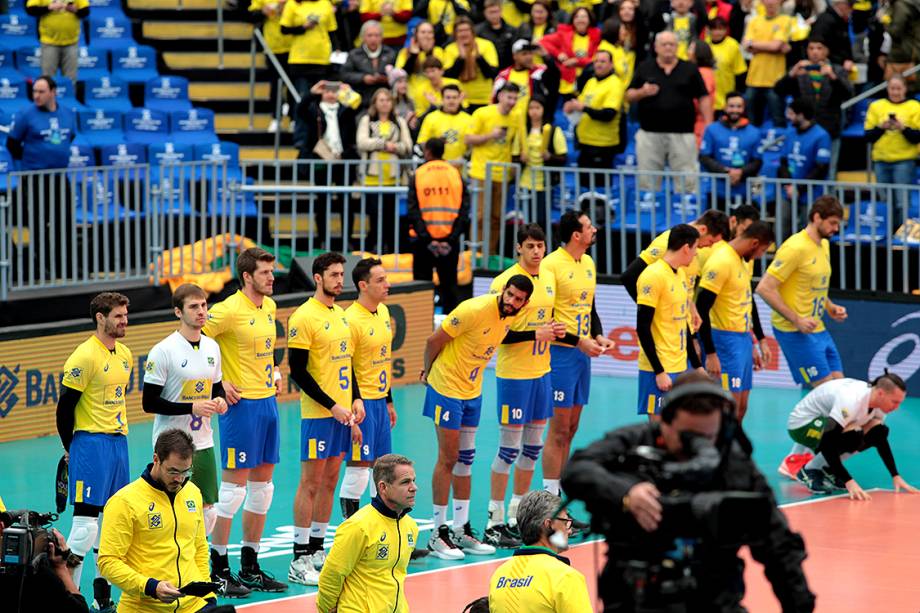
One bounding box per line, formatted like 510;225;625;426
3;372;919;605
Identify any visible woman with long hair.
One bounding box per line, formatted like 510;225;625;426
539;7;602;99
520;97;568;229
396;21;444;110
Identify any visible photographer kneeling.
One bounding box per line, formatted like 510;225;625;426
562;371;815;612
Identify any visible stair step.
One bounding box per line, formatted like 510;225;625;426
162;51;265;70
190;82;270;101
216;113;291;132
241;147;298;161
835;171;870;183
143;21;253;40
128;0;224;9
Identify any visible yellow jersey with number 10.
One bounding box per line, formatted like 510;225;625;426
345;301;393;401
765;229;831;333
637;259;690;373
541;247;596;342
62;335;133;435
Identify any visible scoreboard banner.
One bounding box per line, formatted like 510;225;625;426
0;284;434;443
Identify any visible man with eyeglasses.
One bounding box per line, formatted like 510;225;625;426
488;489;591;612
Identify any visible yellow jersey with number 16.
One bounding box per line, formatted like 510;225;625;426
765;229;831;333
62;335;133;435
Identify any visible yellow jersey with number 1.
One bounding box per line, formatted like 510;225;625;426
765;229;831;333
541;247;596;342
62;335;133;435
637;259;690;373
345;301;393;401
698;241;754;333
639;229;702;288
489;263;556;379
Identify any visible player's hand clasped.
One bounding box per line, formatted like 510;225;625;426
155;580;183;603
331;404;355;427
536;321;567;343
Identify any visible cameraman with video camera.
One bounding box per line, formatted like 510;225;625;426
562;371;815;612
0;508;89;612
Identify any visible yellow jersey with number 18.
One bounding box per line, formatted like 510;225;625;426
698;241;754;333
765;229;831;333
428;294;511;400
541;247;596;342
345;301;393;401
489;263;556;379
202;290;277;400
62;335;133;435
637;259;690;373
288;298;354;419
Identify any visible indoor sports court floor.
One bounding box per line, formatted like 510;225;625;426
4;373;920;612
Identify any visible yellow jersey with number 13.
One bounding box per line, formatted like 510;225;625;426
637;259;690;373
489;263;556;379
541;247;596;342
346;301;393;401
62;335;133;435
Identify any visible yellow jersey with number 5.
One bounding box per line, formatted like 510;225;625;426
765;229;831;333
637;259;690;373
62;335;133;435
489;263;556;379
541;247;595;342
346;301;393;401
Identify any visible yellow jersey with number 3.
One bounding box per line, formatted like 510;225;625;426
541;247;596;343
698;241;754;333
62;335;133;435
288;298;354;419
345;302;393;401
202;290;277;400
637;259;690;373
428;294;511;400
489;263;556;379
765;229;831;333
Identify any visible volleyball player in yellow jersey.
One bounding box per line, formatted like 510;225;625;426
286;252;362;586
694;204;760;272
483;224;566;548
540;211;615;497
202;247;287;593
421;276;534;559
338;258;396;519
57;292;131;611
696;221;774;421
636;224;704;417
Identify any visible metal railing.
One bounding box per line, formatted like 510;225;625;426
248;28;302;158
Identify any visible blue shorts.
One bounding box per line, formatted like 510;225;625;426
348;398;393;462
219;397;280;469
422;386;482;430
301;417;350;461
712;329;753;392
69;432;130;507
637;370;683;415
773;329;842;386
496;373;553;425
550;345;591;408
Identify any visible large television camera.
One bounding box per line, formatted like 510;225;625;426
0;509;59;576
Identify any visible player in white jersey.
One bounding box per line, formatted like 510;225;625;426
783;372;918;500
142;284;249;598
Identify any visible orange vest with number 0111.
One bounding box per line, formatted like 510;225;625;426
411;159;464;239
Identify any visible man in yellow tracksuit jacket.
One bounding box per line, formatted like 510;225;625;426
317;454;420;613
98;429;213;613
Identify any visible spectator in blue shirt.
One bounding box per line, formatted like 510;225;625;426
776;98;832;232
8;75;77;170
698;91;763;204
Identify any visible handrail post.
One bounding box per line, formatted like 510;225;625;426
0;194;7;301
217;0;225;70
248;34;257;130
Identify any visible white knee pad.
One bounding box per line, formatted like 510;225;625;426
213;481;246;519
491;426;524;475
452;426;478;477
67;515;99;558
203;506;218;536
243;481;274;515
339;466;370;499
516;423;546;471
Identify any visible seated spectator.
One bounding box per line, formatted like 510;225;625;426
520;96;568;230
689;39;716;145
388;67;418;131
411;57;460;117
774;37;852;177
443;16;499;111
627;31;711;192
865;74;920;220
343;20;398;106
742;0;793;127
649;0;707;61
699;91;763;205
413;0;472;47
396;20;444;104
564;48;624;176
417;83;472;164
475;0;517;69
809;0;855;73
26;0;90;82
707;17;746;117
359;0;412;49
539;7;602;100
357;88;413;253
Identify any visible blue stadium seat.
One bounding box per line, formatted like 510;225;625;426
98;143;147;184
841;98;871;139
0;14;36;49
207;176;258;217
87;15;135;50
124;108;170;145
0;75;30;116
168;107;217;144
0;108;8;148
0;46;24;80
148;141;194;185
0;146;17;192
76;46;110;81
843;201;889;242
111;45;158;83
144;76;192;113
194;141;242;181
67;143;96;168
72;173;139;223
6;0;27;15
84;75;132;112
75;109;124;149
14;45;41;80
54;76;87;112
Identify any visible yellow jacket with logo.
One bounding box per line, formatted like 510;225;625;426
489;546;593;612
317;497;420;613
98;466;211;613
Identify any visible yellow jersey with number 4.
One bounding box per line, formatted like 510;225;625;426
698;241;755;333
489;263;556;379
62;335;133;435
637;259;691;373
541;247;596;343
765;229;831;333
346;301;393;401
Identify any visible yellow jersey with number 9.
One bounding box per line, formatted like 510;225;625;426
698;241;754;333
541;247;596;342
202;290;277;400
288;298;354;418
62;335;133;435
637;259;690;373
489;263;556;379
765;229;830;333
346;301;393;401
428;294;511;400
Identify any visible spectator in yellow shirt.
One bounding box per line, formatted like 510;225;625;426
26;0;90;82
396;21;445;107
707;17;746;113
742;0;793;127
443;16;500;110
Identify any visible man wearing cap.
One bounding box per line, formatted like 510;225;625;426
493;39;551;118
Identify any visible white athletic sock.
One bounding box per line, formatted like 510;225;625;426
293;526;310;545
789;443;811;455
543;479;561;496
339;466;370;500
508;494;523;527
241;540;260;553
211;544;228;556
487;499;505;528
452;499;470;531
433;504;448;529
804;454;828;471
310;522;329;540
